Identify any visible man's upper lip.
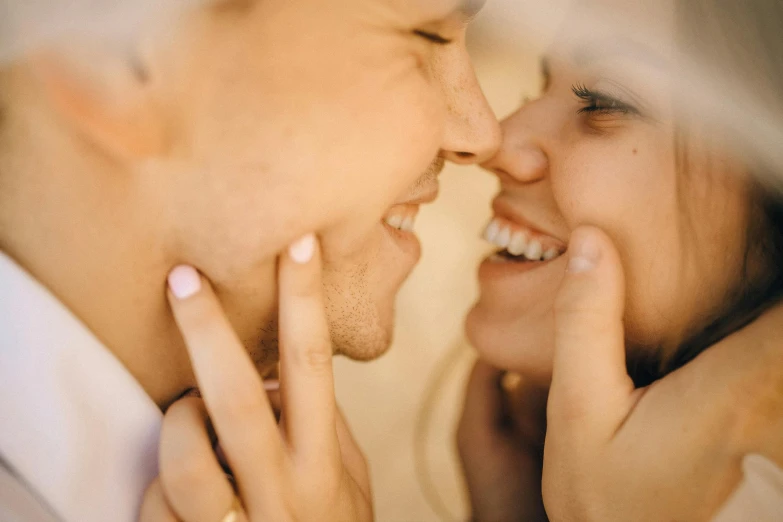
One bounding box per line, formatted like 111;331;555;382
393;157;445;207
395;184;440;206
491;198;567;246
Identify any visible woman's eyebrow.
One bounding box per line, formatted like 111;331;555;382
573;38;669;70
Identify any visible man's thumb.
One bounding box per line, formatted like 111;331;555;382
548;226;635;435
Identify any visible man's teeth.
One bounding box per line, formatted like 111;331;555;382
482;218;564;262
384;212;416;232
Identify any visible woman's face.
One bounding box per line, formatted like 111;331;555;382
466;0;754;383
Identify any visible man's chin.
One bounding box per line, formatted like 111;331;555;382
254;329;394;366
249;342;281;377
331;320;394;362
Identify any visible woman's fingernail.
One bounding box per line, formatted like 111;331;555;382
168;265;202;300
566;231;601;274
263;379;280;392
288;233;316;264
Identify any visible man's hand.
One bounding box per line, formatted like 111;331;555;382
543;226;783;522
138;234;372;522
457;362;549;522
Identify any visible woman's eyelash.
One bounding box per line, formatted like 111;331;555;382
413;29;453;45
571;84;639;116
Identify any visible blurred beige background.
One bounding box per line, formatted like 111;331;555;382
333;8;542;522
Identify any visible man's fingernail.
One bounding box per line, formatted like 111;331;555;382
168;265;202;300
288;233;316;264
566;231;601;274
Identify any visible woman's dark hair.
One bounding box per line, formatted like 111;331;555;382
630;0;783;386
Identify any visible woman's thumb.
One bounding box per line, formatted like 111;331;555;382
548;226;635;438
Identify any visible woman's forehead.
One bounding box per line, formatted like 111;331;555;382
554;0;676;63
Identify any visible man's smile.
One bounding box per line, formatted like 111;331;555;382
380;157;444;238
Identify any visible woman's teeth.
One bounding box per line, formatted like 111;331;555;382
483;218;563;262
384;210;417;232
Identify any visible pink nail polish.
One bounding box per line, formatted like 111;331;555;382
288;234;316;264
168;265;201;300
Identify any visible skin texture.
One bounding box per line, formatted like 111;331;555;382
466;0;753;384
0;0;500;406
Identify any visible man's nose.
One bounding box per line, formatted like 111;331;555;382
439;54;502;165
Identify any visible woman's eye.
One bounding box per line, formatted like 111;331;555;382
572;84;640;116
413;29;453;45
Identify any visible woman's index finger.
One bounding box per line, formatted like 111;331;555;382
166;265;284;500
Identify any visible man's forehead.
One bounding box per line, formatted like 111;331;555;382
439;0;487;20
460;0;487;19
391;0;486;20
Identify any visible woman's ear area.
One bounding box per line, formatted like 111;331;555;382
28;48;168;161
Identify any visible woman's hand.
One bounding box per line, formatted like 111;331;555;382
457;362;549;522
138;234;372;522
543;226;783;522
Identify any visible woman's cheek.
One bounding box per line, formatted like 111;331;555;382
551;144;684;342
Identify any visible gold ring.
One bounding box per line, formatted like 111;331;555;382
220;496;242;522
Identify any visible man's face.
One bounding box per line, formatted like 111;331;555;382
145;0;499;363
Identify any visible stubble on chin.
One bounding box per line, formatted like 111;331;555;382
249;318;280;377
253;317;391;366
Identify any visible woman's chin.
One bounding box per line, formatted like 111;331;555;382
465;302;555;386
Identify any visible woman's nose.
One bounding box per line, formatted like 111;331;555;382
482;115;549;184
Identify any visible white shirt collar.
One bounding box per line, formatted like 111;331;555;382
0;251;163;522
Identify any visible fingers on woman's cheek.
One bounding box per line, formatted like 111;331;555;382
138;479;180;522
159;398;237;522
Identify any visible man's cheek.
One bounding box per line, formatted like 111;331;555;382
319;222;385;266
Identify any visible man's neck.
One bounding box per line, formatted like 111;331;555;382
1;205;184;406
0;166;278;408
